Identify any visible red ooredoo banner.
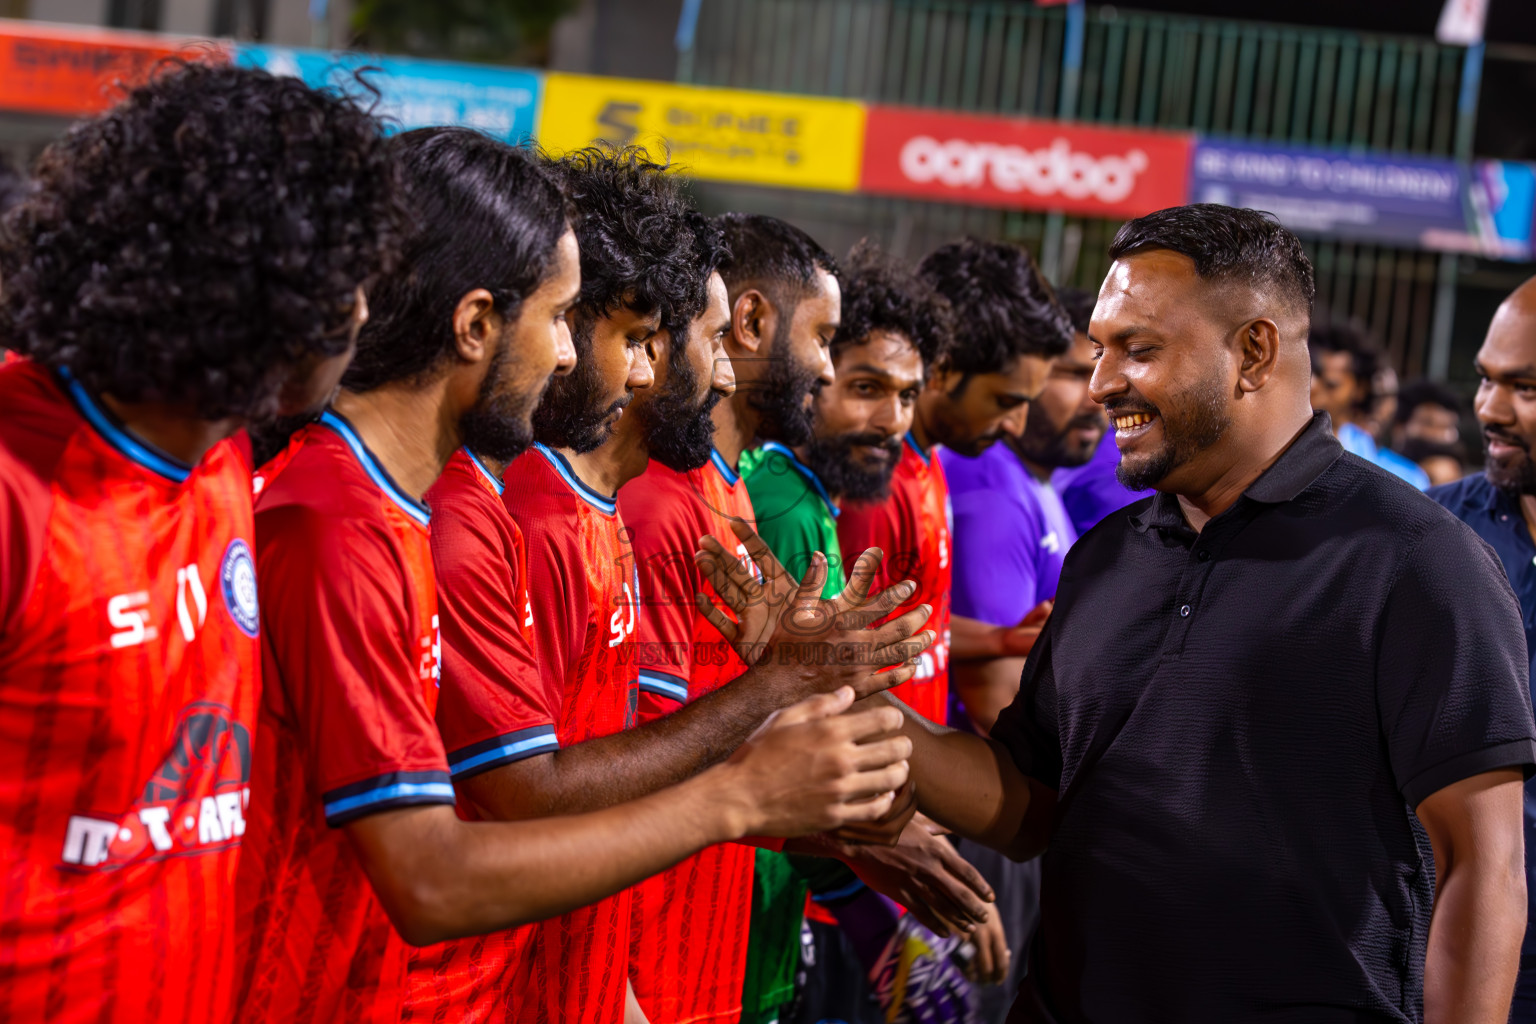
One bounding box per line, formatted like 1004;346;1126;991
860;105;1194;219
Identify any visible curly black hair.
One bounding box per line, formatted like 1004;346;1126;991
659;209;730;341
1108;203;1315;322
831;239;952;369
917;238;1072;380
342;128;572;392
0;61;407;421
543;146;702;346
1054;286;1096;336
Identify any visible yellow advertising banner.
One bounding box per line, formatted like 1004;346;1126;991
538;73;865;193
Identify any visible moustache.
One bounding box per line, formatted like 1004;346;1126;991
1102;400;1158;419
843;432;901;456
1484;427;1529;453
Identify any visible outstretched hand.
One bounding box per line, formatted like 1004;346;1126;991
695;519;935;701
720;687;912;837
833;817;996;937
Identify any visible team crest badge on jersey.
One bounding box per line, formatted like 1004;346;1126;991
220;538;260;637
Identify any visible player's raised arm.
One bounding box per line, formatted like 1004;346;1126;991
347;687;909;946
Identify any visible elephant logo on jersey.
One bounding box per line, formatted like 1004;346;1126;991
63;702;252;869
220;538;260;637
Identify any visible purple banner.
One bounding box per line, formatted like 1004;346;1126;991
1191;141;1468;248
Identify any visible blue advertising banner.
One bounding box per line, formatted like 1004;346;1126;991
1191;140;1466;246
1190;140;1536;260
236;45;541;143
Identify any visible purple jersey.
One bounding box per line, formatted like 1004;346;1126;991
941;443;1077;627
1050;432;1152;537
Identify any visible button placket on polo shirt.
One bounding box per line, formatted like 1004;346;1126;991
1166;512;1248;656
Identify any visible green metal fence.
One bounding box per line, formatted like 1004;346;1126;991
678;0;1466;377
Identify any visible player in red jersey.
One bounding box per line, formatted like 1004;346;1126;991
831;239;1074;1020
839;239;1074;727
662;218;1007;1024
618;241;762;1024
0;63;403;1024
417;151;933;1024
237;129;920;1024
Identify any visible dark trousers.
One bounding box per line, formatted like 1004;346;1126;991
954;837;1041;1024
1513;965;1536;1023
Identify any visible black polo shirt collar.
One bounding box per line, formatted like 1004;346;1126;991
1129;412;1343;534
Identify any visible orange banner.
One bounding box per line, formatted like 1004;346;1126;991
0;20;228;118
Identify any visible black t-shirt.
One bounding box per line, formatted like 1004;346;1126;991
993;413;1536;1024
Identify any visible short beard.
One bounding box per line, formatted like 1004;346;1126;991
1114;374;1231;491
746;315;821;446
1016;406;1106;470
638;349;721;472
1484;430;1536;495
804;431;903;502
532;329;626;454
460;344;538;464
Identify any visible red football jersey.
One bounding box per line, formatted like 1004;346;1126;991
837;433;953;724
618;449;758;1024
494;442;641;1024
0;361;258;1024
402;447;554;1023
235;411;451;1024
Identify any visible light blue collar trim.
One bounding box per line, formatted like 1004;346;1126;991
759;440;839;518
58;367;191;482
709;447;740;486
904;431;931;465
464;447;505;495
532;442;618;515
320;411;431;527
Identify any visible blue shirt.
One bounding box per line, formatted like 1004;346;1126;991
1430;471;1536;961
1339;421;1431;491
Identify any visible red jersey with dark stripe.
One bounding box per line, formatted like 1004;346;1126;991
618;449;758;1024
0;361;257;1024
494;442;640;1024
837;434;953;724
235;412;451;1024
403;448;553;1022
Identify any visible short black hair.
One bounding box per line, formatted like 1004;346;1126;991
832;239;952;369
714;213;839;301
546;146;703;343
917;238;1072;378
1055;286;1096;336
0;61;406;421
1308;321;1380;409
1108;204;1315;322
1396;377;1462;424
343;128;571;392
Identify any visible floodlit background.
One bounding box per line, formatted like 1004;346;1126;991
7;0;1536;398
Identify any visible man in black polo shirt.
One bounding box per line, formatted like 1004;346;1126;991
864;205;1534;1023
